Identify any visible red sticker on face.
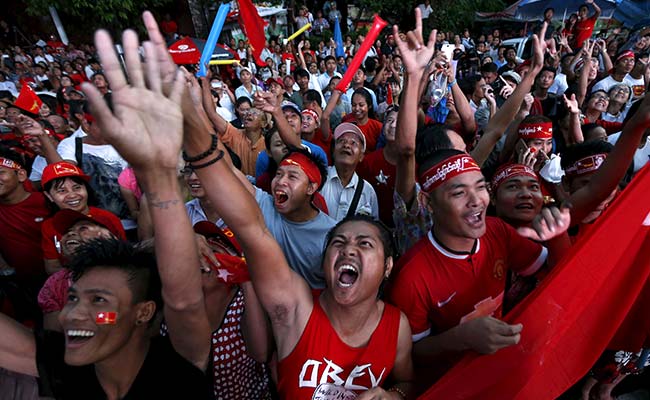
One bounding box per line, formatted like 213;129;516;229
95;312;117;325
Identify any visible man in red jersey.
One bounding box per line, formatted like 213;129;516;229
573;0;601;49
0;147;50;298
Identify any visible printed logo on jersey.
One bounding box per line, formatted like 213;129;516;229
299;358;385;392
493;259;505;280
459;291;504;324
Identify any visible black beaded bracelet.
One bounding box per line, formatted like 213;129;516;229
189;149;225;170
183;134;218;162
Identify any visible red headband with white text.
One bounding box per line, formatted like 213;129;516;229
565;153;607;177
518;122;553;140
418;154;481;193
0;158;22;170
491;163;538;192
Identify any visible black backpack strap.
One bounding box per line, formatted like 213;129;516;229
75;137;83;166
346;177;364;219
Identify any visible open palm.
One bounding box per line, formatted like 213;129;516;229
81;12;185;172
393;8;437;76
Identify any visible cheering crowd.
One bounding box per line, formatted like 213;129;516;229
0;2;649;399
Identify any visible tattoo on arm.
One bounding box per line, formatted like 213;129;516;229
147;193;181;209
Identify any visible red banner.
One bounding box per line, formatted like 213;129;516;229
421;165;650;400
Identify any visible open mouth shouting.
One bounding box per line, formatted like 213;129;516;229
274;189;289;207
335;263;359;288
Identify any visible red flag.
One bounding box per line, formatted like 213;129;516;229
95;311;117;325
14;85;43;114
420;165;650;400
238;0;268;66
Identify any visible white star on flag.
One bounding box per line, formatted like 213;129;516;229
217;268;233;282
376;170;389;185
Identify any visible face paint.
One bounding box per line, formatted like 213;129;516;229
95;311;117;325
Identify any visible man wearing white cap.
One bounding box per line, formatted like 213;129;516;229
234;67;258;101
320;122;379;221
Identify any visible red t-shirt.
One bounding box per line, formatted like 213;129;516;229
342;115;383;152
0;192;50;282
277;297;400;398
41;206;126;260
308;129;332;165
388;217;545;337
356;149;396;226
574;16;597;49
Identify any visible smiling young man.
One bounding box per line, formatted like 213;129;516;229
0;14;213;399
387;149;571;386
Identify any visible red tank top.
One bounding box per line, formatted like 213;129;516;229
277;298;400;399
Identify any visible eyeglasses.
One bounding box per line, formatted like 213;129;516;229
180;166;195;177
592;94;609;101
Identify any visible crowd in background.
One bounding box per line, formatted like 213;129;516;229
0;1;649;399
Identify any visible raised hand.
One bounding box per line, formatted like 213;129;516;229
253;90;279;114
517;204;572;242
392;8;436;77
563;93;580;115
15;114;46;137
81;12;185;173
518;147;537;169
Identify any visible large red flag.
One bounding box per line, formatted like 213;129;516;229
14;84;43;114
238;0;267;67
421;165;650;400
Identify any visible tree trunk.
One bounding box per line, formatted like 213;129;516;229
187;0;208;37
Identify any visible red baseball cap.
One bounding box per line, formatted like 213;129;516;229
265;77;285;89
52;209;126;239
193;221;243;256
41;161;90;187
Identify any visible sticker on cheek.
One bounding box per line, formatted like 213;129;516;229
95;312;117;325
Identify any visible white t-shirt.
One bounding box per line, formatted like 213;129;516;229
57;137;127;170
549;72;568;95
591;75;635;94
29;155;47;182
625;74;645;100
320;166;379;221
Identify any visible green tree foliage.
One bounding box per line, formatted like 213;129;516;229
359;0;505;33
24;0;172;32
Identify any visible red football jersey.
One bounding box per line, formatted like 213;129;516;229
388;217;545;339
277;298;400;398
0;192;50;281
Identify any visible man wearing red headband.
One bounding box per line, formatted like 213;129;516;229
0;146;50;303
592;50;636;94
387;149;571;385
491;163;543;228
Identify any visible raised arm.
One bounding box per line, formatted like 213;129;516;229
588;0;602;19
199;69;230;134
81;13;211;370
473;33;545;166
569;92;650;223
564;93;584;144
394;8;437;206
0;314;37;376
15;115;63;164
576;41;596;107
321;88;342;140
253;90;301;149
